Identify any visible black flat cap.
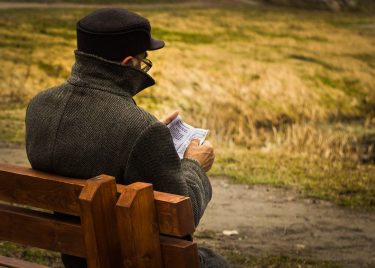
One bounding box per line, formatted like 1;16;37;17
77;8;164;61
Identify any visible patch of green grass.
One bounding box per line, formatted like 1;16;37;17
315;75;362;98
225;251;342;268
0;9;81;53
341;78;363;97
351;53;375;68
249;25;329;43
209;146;375;209
328;14;375;29
136;88;169;112
37;61;69;78
0;33;35;49
359;93;375;116
152;27;214;44
0;241;62;267
152;20;253;44
289;54;342;71
316;74;338;88
0;9;79;28
0;106;26;144
195;230;217;239
46;30;75;41
303;73;369;117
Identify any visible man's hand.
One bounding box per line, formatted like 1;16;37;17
160;110;179;125
184;139;215;172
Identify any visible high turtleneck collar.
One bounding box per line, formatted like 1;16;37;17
67;51;155;97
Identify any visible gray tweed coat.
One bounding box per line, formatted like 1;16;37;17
25;51;212;225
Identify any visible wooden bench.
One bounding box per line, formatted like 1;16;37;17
0;163;200;268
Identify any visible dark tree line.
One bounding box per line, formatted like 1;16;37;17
262;0;373;11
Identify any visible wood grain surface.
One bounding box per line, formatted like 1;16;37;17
0;163;84;216
160;235;200;268
154;191;195;237
79;175;121;268
116;182;163;268
0;204;85;257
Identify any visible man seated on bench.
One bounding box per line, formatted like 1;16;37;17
25;8;229;268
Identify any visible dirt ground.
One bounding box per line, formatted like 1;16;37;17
197;180;375;268
0;146;374;268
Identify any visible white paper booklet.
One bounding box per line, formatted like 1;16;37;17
167;116;209;159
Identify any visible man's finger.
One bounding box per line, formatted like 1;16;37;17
190;139;200;145
203;140;212;147
161;110;179;125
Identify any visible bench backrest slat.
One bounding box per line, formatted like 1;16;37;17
0;164;196;237
0;163;84;216
0;204;85;257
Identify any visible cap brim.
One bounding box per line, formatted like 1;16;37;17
149;37;165;50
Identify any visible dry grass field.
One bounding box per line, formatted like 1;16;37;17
0;2;375;267
0;3;374;206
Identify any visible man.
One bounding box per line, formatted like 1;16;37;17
25;8;228;268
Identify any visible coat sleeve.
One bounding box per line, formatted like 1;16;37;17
126;121;212;226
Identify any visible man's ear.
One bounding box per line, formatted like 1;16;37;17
121;56;136;65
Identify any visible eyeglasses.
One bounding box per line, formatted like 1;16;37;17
141;58;152;73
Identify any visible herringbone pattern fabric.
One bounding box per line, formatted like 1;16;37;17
25;51;212;226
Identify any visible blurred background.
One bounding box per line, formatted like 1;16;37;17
0;0;374;267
